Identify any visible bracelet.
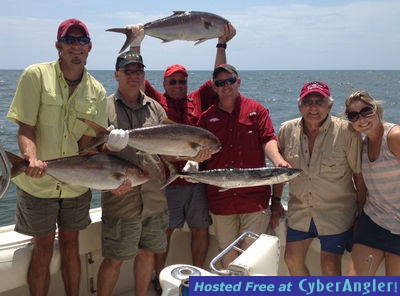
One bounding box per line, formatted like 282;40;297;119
216;43;227;49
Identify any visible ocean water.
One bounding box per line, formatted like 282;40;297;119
0;69;399;226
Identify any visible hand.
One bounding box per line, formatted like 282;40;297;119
126;24;145;47
106;125;129;152
182;160;199;172
24;153;47;178
218;23;236;44
269;199;284;229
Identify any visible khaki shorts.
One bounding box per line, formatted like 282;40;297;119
15;188;92;237
211;210;270;250
101;211;169;260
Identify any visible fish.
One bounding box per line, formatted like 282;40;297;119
6;151;150;191
107;11;229;53
79;118;222;158
162;161;303;191
0;144;11;199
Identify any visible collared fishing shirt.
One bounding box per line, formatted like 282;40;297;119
198;94;277;215
7;60;107;198
278;115;362;235
102;91;168;219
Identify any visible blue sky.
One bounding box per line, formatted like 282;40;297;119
0;0;399;70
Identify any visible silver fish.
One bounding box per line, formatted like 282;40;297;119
79;118;221;158
163;165;303;190
6;152;149;191
107;11;229;52
0;144;11;199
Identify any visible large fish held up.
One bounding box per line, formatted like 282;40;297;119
163;162;303;191
79;118;221;158
107;11;229;53
6;152;150;191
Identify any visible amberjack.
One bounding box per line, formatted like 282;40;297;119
107;11;229;52
6;151;149;191
163;161;303;191
79;118;221;158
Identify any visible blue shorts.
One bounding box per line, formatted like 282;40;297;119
287;218;352;255
166;183;211;229
354;211;400;255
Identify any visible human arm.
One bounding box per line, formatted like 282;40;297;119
214;23;236;68
127;24;144;55
387;125;400;160
353;173;367;215
263;140;290;168
269;183;285;228
17;122;47;178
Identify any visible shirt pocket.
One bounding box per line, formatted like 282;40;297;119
72;97;100;137
38;92;63;126
320;151;346;179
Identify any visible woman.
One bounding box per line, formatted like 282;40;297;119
345;91;400;275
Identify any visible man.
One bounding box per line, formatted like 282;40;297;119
271;81;364;275
7;18;124;296
96;51;169;296
197;64;289;268
129;23;236;290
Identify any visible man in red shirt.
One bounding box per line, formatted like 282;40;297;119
197;64;289;267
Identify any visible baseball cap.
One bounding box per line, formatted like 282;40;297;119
115;51;145;70
212;64;238;78
164;64;188;78
57;18;90;40
299;81;330;99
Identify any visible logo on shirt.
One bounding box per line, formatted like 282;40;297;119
209;117;220;123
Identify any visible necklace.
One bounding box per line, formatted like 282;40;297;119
64;76;82;87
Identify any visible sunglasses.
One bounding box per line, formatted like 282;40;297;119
168;79;187;86
214;76;237;87
120;69;144;76
346;106;375;122
59;36;91;45
300;98;329;107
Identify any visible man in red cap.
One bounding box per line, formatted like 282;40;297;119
271;81;364;275
126;23;235;294
7;18;128;295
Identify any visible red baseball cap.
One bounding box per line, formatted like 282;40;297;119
299;81;330;99
164;64;188;78
57;18;90;40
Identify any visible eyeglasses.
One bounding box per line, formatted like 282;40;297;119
59;36;91;45
346;106;375;122
168;79;187;86
300;98;329;107
120;69;145;76
214;76;237;87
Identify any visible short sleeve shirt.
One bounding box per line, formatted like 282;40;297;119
278;115;362;235
197;94;277;215
101;91;168;219
7;61;107;198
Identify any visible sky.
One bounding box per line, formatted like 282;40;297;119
0;0;399;70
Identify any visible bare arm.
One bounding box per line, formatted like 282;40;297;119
353;173;367;215
387;125;400;160
214;23;236;68
263;140;290;167
17;122;46;178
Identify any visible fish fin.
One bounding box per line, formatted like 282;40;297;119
161;39;173;43
159;157;179;189
194;39;209;45
5;151;28;178
218;187;230;192
106;28;135;53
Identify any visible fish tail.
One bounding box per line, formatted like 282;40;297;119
5;151;27;178
160;157;179;189
160;175;179;189
106;28;136;53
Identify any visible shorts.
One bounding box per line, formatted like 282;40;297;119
101;211;169;260
353;211;400;255
166;183;211;229
287;218;352;255
15;188;92;237
211;210;270;250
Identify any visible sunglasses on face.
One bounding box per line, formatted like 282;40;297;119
59;36;91;45
214;76;237;87
120;69;145;76
168;79;187;86
300;98;329;107
346;106;375;122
